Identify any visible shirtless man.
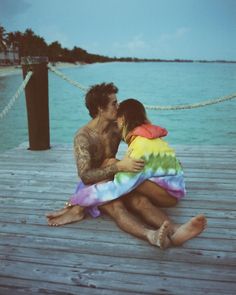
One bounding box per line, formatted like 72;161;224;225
47;82;206;249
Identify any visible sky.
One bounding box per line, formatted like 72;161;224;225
0;0;236;60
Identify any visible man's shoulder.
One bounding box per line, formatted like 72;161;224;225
74;126;89;142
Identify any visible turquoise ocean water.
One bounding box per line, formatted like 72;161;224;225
0;62;236;152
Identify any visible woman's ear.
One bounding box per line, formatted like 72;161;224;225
98;108;103;116
117;116;125;127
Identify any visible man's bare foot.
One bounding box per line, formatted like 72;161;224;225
47;206;85;226
147;220;171;249
170;214;207;246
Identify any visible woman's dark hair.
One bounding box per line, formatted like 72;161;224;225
117;98;149;134
85;82;118;118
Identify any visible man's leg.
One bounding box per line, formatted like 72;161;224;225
46;179;176;225
125;193;207;247
125;193;172;228
100;199;171;249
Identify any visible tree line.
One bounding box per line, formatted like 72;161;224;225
0;25;153;64
0;25;120;64
0;25;235;64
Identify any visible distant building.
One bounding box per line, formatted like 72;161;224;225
0;42;19;65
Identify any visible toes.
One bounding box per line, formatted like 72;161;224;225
49;223;59;226
159;221;171;250
197;214;207;229
48;218;60;226
196;214;206;222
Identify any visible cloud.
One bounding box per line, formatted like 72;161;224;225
159;27;191;42
0;0;31;19
151;27;192;58
126;35;150;51
113;35;150;56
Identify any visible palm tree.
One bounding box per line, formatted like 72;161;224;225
11;31;23;58
21;28;48;57
6;32;20;64
0;25;7;52
48;41;62;62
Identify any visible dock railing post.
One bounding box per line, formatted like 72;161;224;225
21;56;50;150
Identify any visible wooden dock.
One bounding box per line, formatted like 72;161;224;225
0;144;235;295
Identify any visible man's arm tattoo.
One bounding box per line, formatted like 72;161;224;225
74;134;118;184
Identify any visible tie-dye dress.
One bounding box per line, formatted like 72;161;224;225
69;124;186;217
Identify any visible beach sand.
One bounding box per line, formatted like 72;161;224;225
0;62;82;77
0;65;21;77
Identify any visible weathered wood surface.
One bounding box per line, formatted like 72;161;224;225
0;143;235;295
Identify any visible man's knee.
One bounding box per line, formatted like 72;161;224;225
129;194;150;209
101;200;126;217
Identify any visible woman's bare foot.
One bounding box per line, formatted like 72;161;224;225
46;207;70;219
47;206;85;226
147;220;171;249
170;214;207;246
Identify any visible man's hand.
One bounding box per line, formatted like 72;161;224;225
116;151;145;173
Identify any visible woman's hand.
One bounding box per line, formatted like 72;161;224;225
116;152;145;173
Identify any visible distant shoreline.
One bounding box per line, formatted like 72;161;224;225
0;62;82;77
1;59;235;78
108;58;236;64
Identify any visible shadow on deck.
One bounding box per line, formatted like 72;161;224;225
0;144;235;295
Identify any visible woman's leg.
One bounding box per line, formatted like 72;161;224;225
100;199;171;249
46;205;85;226
103;159;178;208
135;180;178;207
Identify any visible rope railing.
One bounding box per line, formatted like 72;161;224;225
0;70;33;120
48;64;88;92
48;64;236;111
144;92;236;110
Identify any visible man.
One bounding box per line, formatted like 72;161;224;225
47;83;206;249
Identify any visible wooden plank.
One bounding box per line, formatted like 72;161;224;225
0;208;235;230
0;220;235;251
1;260;235;295
0;277;134;295
1;170;236;184
1;229;235;262
1;245;235;282
0;144;236;295
0;196;234;213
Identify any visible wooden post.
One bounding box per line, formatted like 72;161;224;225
21;56;50;150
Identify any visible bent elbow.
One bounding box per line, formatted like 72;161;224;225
80;175;93;185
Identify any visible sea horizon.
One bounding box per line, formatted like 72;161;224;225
0;61;236;152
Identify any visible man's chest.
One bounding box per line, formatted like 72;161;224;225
91;134;116;159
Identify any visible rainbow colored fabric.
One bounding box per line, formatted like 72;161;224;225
69;124;186;217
